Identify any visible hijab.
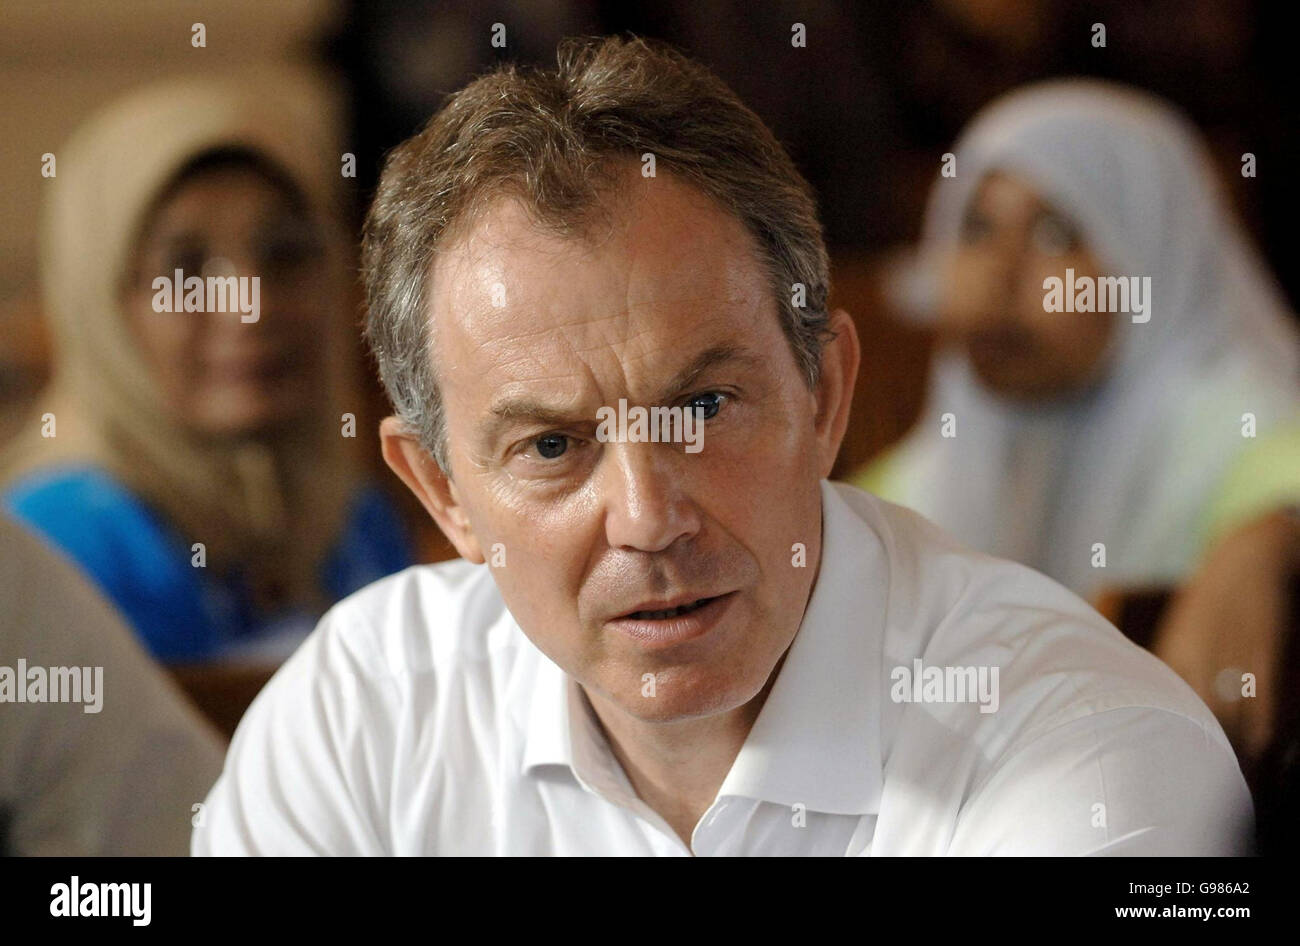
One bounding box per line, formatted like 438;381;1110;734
1;76;363;612
884;79;1300;600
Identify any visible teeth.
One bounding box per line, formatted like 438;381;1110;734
630;598;708;620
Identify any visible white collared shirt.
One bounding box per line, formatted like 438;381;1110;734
194;481;1253;856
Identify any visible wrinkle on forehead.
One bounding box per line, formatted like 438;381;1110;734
428;171;772;404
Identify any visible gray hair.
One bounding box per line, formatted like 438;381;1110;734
362;35;831;471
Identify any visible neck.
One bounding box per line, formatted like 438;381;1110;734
582;498;827;850
583;652;787;851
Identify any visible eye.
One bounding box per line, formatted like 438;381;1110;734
163;247;207;278
959;206;993;244
1031;212;1080;256
533;433;569;460
688;392;725;420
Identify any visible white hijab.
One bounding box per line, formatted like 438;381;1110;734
886;79;1300;600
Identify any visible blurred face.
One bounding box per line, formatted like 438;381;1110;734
122;162;332;437
384;170;857;724
940;171;1116;400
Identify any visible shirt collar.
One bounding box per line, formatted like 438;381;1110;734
522;479;886;816
520;648;572;773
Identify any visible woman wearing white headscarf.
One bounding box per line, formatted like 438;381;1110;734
1;77;414;662
857;79;1300;603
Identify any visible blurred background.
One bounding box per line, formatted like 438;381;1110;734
3;0;1295;491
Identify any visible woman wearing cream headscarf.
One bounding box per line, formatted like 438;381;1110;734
856;79;1300;603
1;77;413;662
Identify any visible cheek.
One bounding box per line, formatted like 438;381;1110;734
472;487;596;633
1018;252;1098;341
126;301;200;393
939;251;996;326
707;429;816;523
743;461;821;598
1022;297;1113;376
1061;310;1115;377
690;396;823;573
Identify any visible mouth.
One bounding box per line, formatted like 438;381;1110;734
607;592;737;649
204;351;303;383
621;595;718;621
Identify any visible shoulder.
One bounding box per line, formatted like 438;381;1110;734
833;483;1251;853
231;555;522;756
319;557;513;673
850;480;1223;732
195;558;521;854
1;466;186;592
5;466;148;526
1202;420;1300;545
0;516;225;854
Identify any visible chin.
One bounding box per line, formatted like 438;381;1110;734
975;361;1104;405
611;661;770;723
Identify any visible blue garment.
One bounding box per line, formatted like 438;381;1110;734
3;466;414;662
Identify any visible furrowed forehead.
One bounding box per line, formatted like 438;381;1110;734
429;170;769;330
426;170;782;442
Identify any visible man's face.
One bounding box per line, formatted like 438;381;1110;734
422;171;833;723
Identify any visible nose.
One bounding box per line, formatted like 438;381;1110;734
197;251;262;327
600;442;701;553
944;244;1026;335
201;250;257;282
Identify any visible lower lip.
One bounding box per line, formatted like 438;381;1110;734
606;592;737;649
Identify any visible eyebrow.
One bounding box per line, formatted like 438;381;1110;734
478;343;762;446
660;344;760;400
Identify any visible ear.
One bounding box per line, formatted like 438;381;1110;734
379;416;485;563
812;308;860;478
